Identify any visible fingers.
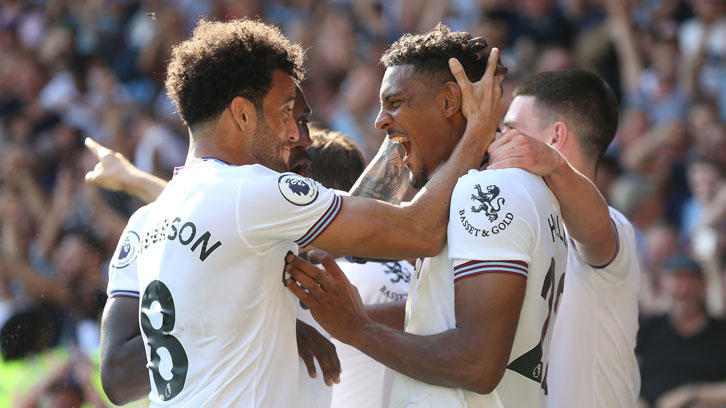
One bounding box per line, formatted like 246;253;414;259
487;157;526;170
310;251;350;284
290;251;337;290
310;336;341;386
286;277;319;307
84;137;109;158
448;58;471;95
482;47;500;82
299;345;317;379
287;264;326;299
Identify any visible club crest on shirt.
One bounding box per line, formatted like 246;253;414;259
383;261;411;284
471;184;505;222
458;183;514;238
112;231;140;269
278;174;319;206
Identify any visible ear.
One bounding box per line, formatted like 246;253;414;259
551;121;569;151
229;96;254;132
441;81;462;118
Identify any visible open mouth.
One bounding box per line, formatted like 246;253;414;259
390;135;411;163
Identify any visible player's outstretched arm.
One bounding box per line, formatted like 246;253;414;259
284;251;525;393
488;132;616;266
100;298;150;404
310;50;505;259
84;138;168;203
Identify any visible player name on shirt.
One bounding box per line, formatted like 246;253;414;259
139;217;222;262
547;214;566;246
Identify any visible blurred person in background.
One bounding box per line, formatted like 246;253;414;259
637;255;726;408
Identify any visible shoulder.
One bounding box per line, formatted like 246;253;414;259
453;168;551;212
458;167;543;186
128;203;152;226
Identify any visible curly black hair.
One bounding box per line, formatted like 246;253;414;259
380;23;503;85
165;19;305;127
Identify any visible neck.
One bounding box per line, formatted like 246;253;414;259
669;307;708;337
186;124;254;166
561;144;597;183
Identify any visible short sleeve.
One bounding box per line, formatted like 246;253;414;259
587;207;638;284
106;205;150;298
236;166;342;251
448;169;544;280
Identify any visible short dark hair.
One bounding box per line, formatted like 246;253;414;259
305;127;365;191
165;19;305;127
380;23;499;85
514;70;619;162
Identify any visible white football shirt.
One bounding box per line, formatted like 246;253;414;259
389;168;568;408
330;259;413;408
127;158;341;407
548;207;641;408
107;204;151;299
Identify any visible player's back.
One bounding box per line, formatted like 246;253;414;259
136;159;341;407
449;168;568;407
547;207;640;407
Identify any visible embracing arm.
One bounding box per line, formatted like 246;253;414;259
99;297;150;404
541;160;616;266
488;133;616;266
285;253;524;393
365;301;406;331
349;138;410;204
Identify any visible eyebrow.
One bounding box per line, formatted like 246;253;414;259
381;91;403;103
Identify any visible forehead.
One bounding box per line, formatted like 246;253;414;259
267;70;296;103
379;65;421;99
503;95;538;125
294;86;311;114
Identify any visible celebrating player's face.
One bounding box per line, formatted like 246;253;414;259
501;95;548;142
375;65;459;189
251;70;299;173
288;87;312;176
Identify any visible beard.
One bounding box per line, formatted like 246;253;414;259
251;109;288;173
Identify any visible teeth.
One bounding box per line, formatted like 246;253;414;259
391;136;406;144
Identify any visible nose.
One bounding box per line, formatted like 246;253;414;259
292;120;311;149
286;114;299;143
375;108;392;132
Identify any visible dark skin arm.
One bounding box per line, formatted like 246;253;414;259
365;301;406;331
99;298;343;400
285;252;525;393
99;297;149;405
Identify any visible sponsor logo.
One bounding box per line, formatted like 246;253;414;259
113;231;140;269
470;184;505;222
458;184;513;238
278;174;319;206
379;285;407;302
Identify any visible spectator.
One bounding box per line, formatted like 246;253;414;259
637;255;726;407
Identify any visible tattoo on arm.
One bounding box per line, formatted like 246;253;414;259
350;139;409;204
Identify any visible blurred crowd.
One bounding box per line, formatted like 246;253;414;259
0;0;724;406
